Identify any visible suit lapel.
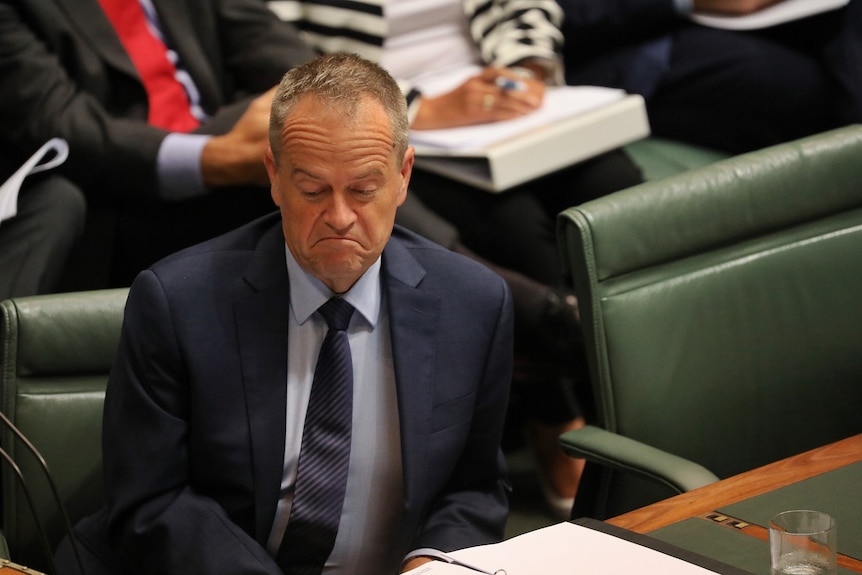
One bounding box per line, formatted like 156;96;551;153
56;0;222;107
235;225;442;536
234;223;292;543
382;236;440;509
55;0;138;78
152;0;222;107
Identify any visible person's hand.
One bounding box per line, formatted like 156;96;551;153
693;0;784;15
411;67;545;130
200;86;277;188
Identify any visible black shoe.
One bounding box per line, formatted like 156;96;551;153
516;288;582;364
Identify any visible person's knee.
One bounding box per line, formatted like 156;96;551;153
10;176;89;295
42;176;87;243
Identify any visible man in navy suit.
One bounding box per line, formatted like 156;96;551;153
558;0;861;154
56;53;513;575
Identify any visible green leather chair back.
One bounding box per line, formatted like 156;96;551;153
624;137;729;182
0;289;128;572
557;125;862;519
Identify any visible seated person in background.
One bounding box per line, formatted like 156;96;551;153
266;0;643;516
0;175;85;301
557;0;861;153
55;53;513;575
0;0;317;288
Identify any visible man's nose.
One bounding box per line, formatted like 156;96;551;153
325;192;356;229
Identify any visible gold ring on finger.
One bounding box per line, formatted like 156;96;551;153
482;93;495;112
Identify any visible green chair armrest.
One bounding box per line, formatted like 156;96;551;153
559;425;720;495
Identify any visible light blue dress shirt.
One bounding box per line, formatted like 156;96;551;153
267;243;404;574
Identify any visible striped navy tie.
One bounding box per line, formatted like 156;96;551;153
277;297;355;575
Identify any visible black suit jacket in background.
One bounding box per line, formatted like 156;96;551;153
0;0;316;202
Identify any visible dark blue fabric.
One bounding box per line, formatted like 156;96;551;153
277;298;355;575
54;214;513;575
560;0;861;153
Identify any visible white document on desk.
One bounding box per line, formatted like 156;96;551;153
403;521;727;575
410;87;650;193
689;0;849;30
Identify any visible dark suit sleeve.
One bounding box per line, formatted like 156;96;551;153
100;270;282;575
212;0;318;94
559;0;681;54
558;0;679;28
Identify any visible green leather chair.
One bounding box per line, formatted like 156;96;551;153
556;124;862;520
624;137;730;182
0;289;128;573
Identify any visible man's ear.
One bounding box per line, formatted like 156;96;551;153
264;146;277;182
264;147;281;206
398;147;415;206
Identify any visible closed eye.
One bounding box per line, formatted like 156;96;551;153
351;187;378;199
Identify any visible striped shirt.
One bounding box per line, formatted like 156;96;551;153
267;0;564;116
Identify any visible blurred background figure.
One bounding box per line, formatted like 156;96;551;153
557;0;861;153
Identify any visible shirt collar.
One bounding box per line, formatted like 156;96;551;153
283;243;382;328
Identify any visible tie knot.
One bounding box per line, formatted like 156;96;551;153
318;298;355;331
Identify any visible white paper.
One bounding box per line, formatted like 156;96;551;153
0;138;69;225
404;522;725;575
409;86;626;152
689;0;849;30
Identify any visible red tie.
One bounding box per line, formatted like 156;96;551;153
98;0;200;132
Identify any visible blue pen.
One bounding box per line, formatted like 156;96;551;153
494;76;527;92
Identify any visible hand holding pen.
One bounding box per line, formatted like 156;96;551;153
410;65;545;130
477;65;544;118
494;76;528;92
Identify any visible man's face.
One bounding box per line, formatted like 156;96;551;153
265;94;413;293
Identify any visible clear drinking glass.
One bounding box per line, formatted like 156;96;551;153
769;510;837;575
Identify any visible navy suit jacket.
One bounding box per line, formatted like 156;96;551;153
58;212;513;575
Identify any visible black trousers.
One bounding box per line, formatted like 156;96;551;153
105;186;278;287
0;175;86;300
567;2;862;154
409;148;643;287
650;5;861;154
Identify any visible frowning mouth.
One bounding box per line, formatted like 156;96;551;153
314;236;361;246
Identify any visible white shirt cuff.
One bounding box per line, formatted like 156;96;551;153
156;133;211;201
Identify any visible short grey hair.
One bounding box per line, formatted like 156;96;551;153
269;53;409;162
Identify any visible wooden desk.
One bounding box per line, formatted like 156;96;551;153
607;434;862;573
